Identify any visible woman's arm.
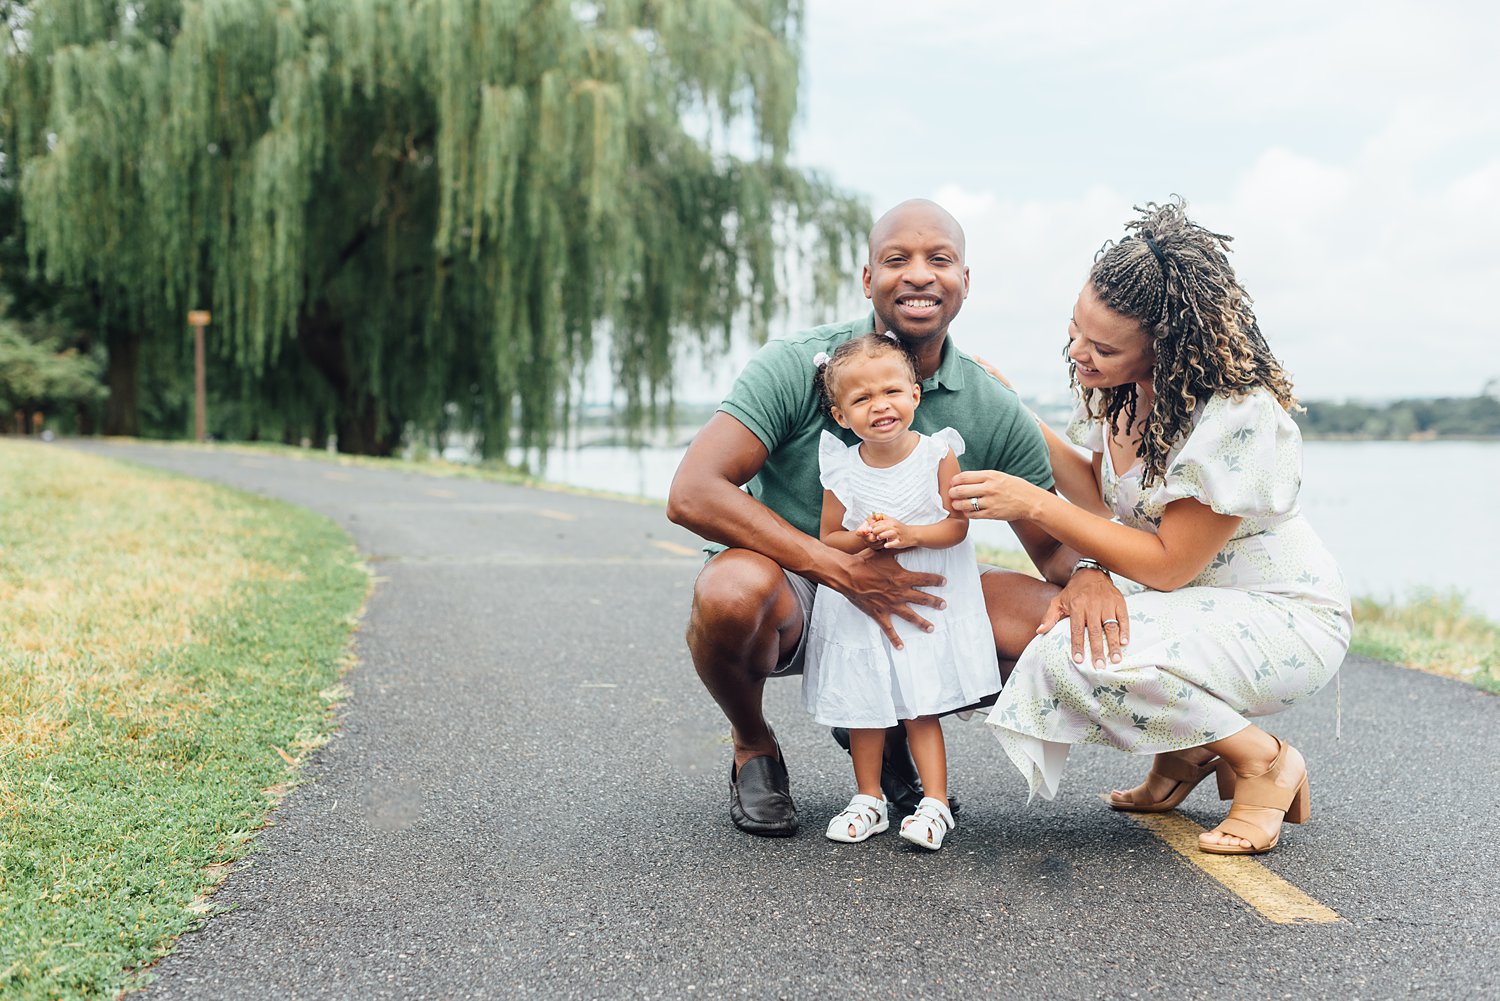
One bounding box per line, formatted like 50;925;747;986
1038;420;1112;518
950;471;1241;592
969;355;1108;517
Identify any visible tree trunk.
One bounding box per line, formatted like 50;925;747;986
103;325;140;437
296;302;399;456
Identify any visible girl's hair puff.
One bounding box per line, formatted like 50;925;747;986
813;332;921;419
1081;196;1298;486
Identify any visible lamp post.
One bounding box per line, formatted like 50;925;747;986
187;311;211;441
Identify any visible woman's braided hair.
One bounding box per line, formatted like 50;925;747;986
1081;197;1298;486
813;332;921;420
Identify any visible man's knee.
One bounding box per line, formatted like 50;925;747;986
981;568;1060;659
689;549;796;645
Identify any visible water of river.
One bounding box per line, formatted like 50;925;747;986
522;439;1500;617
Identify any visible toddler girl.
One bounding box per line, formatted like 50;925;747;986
804;332;1000;850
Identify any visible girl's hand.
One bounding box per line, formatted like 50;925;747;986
866;513;916;550
855;514;890;550
949;470;1043;521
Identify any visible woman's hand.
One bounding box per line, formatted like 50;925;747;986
971;355;1014;389
1041;568;1130;668
949;470;1046;522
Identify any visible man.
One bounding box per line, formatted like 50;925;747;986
665;199;1122;836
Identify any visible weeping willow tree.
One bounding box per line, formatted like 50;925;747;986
1;0;867;453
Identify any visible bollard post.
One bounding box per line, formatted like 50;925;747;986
188;310;211;441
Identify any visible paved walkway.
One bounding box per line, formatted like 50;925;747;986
70;442;1499;999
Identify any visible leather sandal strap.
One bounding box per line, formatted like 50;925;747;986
1214;814;1274;850
1153;754;1215;784
1228;775;1298;812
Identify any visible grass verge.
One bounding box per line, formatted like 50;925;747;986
1349;591;1499;692
975;546;1497;692
0;440;368;999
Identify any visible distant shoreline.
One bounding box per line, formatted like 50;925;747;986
1300;433;1500;442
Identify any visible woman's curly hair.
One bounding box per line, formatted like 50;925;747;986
813;332;921;419
1080;197;1298;486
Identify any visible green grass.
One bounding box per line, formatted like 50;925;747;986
1350;590;1500;692
0;441;368;999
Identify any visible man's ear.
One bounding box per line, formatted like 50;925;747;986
830;405;850;429
862;263;873;300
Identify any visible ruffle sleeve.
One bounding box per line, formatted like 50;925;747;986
818;430;856;509
1065;400;1104;452
928;426;967;461
1150;389;1301;518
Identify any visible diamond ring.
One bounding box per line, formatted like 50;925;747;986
969;497;980;513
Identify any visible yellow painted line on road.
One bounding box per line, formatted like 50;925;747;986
651;540;699;557
1121;809;1341;924
323;471;354;481
535;508;577;522
425;488;455;499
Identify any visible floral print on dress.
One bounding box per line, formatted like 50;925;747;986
989;389;1352;801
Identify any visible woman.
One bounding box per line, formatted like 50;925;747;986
952;199;1350;855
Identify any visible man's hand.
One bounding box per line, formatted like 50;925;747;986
1037;568;1128;668
837;550;946;650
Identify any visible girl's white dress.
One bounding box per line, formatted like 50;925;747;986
803;428;1001;728
988;389;1352;801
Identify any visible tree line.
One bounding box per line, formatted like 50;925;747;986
1295;394;1500;440
1;0;867;455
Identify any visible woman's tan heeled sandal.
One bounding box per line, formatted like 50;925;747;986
1198;739;1310;856
1108;752;1226;813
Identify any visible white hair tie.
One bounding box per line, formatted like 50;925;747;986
812;351;830;367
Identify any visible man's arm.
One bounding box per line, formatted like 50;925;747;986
1010;505;1077;586
667;412;834;579
666;412;946;646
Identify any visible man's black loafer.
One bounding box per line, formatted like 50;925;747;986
729;752;799;837
830;725;960;818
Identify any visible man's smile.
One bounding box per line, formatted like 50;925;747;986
896;293;940;316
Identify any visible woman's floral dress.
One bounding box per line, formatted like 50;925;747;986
988;388;1352;801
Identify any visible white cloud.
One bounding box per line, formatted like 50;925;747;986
772;0;1500;401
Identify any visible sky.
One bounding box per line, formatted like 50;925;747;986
681;0;1499;405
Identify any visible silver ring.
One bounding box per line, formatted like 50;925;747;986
1101;618;1119;627
969;497;980;512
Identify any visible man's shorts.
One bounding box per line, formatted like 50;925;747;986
771;564;1006;677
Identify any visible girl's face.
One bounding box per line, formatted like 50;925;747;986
1067;283;1155;390
828;351;921;444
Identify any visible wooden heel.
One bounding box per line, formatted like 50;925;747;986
1214;760;1238;801
1283;776;1311;825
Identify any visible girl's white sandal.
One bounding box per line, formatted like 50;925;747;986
825;794;890;843
899;797;955;851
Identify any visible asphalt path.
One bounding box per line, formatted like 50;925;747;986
65;441;1499;1000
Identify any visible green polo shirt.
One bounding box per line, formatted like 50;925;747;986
717;314;1054;541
